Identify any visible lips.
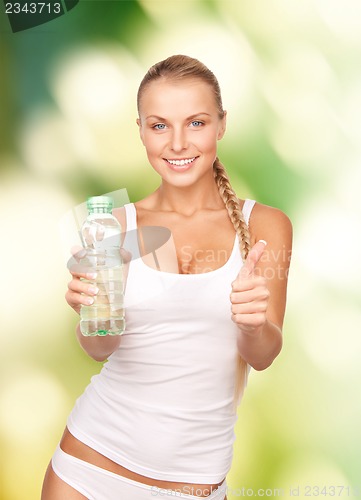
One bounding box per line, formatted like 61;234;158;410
165;156;198;171
166;157;196;166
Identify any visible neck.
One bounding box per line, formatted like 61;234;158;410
154;172;224;215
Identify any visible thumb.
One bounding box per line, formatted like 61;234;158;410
239;240;267;279
119;247;132;265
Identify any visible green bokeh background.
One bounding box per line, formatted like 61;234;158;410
1;1;360;499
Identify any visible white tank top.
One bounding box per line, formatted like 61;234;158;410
67;199;256;483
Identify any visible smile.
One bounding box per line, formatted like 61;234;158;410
166;157;196;166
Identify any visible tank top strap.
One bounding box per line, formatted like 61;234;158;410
123;202;137;232
242;199;256;226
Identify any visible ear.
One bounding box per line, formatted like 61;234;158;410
136;118;145;146
217;110;227;140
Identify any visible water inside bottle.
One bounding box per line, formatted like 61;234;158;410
80;265;125;336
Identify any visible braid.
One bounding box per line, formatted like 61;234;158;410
213;157;251;411
213;158;251;262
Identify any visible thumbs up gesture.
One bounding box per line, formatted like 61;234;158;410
230;240;269;336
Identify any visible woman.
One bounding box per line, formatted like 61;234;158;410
42;54;292;499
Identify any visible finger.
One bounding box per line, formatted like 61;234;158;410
230;284;269;304
239;240;267;279
84;223;105;246
82;226;95;246
95;224;105;241
81;227;92;247
231;300;268;315
68;278;98;296
68;246;87;274
70;245;86;261
69;270;98;280
65;290;94;310
67;248;98;275
119;248;132;265
68;257;97;276
231;274;267;293
231;312;267;329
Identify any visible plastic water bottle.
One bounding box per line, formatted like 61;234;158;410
79;196;125;336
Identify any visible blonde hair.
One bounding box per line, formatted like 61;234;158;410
138;55;251;411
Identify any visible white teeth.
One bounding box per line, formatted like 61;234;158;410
167;157;195;166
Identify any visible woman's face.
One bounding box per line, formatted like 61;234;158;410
137;78;226;188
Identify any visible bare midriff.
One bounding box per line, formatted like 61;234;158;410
60;427;225;498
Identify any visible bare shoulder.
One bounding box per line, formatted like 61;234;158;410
241;199;293;247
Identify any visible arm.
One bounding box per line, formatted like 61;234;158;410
230;204;293;370
66;207;130;362
75;322;122;362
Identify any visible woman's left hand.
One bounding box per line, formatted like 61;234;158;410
230;240;269;336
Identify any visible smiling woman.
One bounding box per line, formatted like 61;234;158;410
136;78;226;185
41;54;292;500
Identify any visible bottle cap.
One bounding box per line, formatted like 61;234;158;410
87;196;113;212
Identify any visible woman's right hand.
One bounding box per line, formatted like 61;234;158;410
65;270;98;315
65;247;132;315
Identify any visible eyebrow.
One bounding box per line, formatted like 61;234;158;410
145;113;211;121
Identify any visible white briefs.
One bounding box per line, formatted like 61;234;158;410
52;444;228;500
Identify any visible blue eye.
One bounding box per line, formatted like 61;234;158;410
153;123;166;130
190;120;203;127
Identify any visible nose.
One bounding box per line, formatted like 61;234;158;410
170;127;188;153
